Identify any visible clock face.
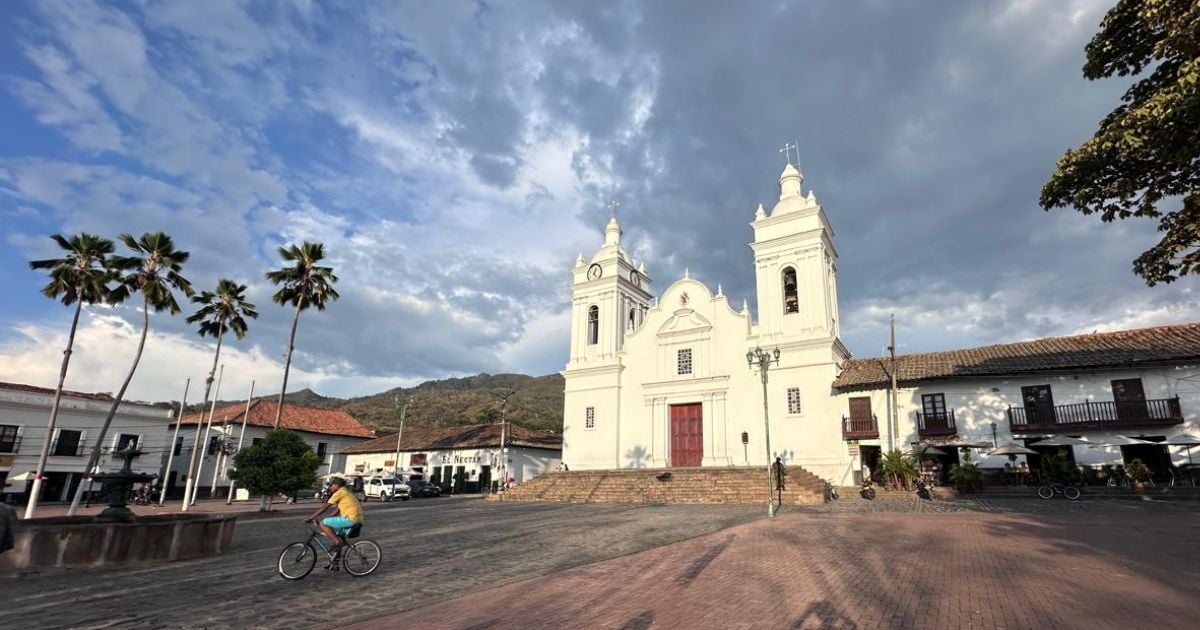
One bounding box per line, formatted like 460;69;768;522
629;270;640;286
587;263;603;281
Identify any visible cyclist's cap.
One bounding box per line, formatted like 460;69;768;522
329;476;347;487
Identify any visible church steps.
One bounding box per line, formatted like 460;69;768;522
490;466;826;506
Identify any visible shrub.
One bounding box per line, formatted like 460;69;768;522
949;463;983;492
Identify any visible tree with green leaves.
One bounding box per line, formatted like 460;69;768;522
265;241;340;429
1041;0;1200;285
179;279;258;510
24;233;117;519
230;429;320;511
67;232;193;516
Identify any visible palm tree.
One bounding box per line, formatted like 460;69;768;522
179;279;258;510
265;241;340;429
66;232;193;516
23;233;117;519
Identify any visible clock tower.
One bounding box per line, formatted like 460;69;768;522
567;215;653;364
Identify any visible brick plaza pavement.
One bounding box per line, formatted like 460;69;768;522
348;502;1200;630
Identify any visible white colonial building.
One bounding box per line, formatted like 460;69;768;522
0;381;174;503
340;423;562;493
562;162;1200;486
166;399;374;499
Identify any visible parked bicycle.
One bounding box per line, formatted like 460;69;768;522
1037;481;1081;500
823;481;839;502
277;521;382;580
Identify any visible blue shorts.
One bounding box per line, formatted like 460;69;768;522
322;516;357;533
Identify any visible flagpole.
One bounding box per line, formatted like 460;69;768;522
159;378;190;505
227;380;255;504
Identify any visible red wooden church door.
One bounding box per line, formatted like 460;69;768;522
670;403;704;467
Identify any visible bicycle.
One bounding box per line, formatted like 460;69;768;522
823;481;839;502
277;521;382;580
1037;481;1081;500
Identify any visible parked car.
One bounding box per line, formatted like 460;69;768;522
362;476;410;501
406;479;442;498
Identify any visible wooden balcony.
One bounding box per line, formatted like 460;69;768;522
916;410;957;438
1008;397;1183;433
842;415;879;440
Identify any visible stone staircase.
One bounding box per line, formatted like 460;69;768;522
490;466;827;506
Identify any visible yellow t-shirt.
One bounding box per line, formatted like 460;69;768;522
327;487;362;523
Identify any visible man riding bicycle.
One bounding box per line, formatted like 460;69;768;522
304;476;362;554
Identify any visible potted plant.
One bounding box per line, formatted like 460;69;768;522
949;463;983;493
879;450;917;490
1125;458;1152;489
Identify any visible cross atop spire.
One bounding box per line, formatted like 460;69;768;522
779;142;797;166
607;199;620;218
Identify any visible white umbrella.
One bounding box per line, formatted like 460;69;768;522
988;442;1039;457
1032;435;1091;447
1088;435;1153;448
1164;433;1200;464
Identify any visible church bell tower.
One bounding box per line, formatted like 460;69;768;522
750;162;841;342
568;215;653;364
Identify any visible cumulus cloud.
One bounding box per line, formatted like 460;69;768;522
0;0;1194;402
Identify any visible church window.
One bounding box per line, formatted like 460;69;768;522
585;406;595;429
587;306;599;345
782;267;799;314
677;348;693;375
787;388;802;414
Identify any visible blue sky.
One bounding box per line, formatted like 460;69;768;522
1;1;1195;402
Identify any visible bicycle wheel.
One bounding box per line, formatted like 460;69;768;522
278;542;317;580
1036;485;1054;499
1064;486;1081;500
342;540;382;577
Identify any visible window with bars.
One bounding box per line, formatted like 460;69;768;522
787;388;802;414
677;348;693;375
585;406;596;429
0;425;18;453
317;442;327;461
116;433;140;451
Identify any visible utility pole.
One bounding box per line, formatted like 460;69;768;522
889;314;899;451
158;378;190;506
491;388;514;492
226;380;255;504
391;393;411;478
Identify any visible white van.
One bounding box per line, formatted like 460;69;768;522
362;476;411;501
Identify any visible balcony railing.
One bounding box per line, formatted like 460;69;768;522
842;415;879;440
0;435;20;454
916;410;957;437
1008;397;1183;432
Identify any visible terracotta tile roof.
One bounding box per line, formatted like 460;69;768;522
833;322;1200;391
0;380;115;402
339;423;562;455
180;399;375;438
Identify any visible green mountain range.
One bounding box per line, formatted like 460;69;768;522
181;372;565;433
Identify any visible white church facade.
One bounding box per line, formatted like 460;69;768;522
562;161;1200;486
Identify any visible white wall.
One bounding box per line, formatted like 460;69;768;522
832;365;1200;480
343;446;561;486
0;388;173;500
165;423;369;493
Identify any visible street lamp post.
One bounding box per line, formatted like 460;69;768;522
747;346;780;517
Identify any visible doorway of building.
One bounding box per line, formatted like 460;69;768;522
453;465;467;493
479;465;492;493
669;403;703;467
1121;438;1171;482
860;445;882;483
